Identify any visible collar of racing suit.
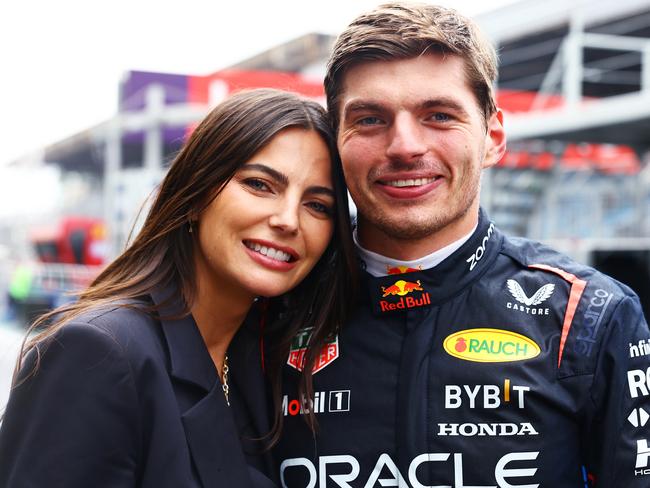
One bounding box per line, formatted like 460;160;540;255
353;224;477;277
363;208;503;316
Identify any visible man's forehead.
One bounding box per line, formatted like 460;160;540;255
337;54;476;115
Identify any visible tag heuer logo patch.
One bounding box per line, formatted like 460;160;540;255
507;280;555;306
287;327;339;374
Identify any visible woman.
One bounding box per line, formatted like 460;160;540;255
0;89;357;487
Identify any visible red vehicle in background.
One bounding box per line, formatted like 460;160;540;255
31;217;107;266
8;217;107;325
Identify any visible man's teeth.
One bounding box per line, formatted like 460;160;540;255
385;177;436;188
246;242;292;262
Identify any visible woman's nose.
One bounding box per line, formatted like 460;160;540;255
268;199;300;234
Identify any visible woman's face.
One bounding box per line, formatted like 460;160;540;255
194;127;335;302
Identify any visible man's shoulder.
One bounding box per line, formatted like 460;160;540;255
499;234;636;299
496;234;646;378
500;234;582;270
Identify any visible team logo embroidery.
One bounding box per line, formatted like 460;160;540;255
386;264;422;275
466;222;494;271
507;280;555;306
378;279;431;313
287;327;339;374
443;328;541;362
382;279;423;297
629;408;650;428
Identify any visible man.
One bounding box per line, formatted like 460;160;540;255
275;3;650;487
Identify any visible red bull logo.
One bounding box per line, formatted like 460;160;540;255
379;280;431;312
382;279;423;297
287;327;339;373
386;265;422;275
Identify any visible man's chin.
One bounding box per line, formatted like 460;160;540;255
373;217;447;241
359;204;474;242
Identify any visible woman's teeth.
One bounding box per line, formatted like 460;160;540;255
246;242;292;262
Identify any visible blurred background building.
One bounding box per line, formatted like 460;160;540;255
1;0;650;326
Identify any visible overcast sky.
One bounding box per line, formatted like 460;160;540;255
0;0;519;166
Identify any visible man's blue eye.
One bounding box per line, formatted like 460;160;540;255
359;116;382;125
432;113;450;122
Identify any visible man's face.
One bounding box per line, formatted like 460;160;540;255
337;54;505;258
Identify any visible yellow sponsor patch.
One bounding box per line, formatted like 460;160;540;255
443;328;540;363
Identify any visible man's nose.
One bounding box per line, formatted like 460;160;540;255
385;114;427;162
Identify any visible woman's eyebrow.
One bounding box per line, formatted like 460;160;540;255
306;186;335;198
240;163;288;186
241;163;335;197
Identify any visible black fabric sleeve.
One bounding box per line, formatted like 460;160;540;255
0;322;141;487
586;295;650;487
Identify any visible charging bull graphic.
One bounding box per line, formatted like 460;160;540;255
379;280;431;313
382;280;424;297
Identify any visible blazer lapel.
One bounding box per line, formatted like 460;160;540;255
229;312;272;439
181;385;253;488
228;313;278;480
150;287;253;488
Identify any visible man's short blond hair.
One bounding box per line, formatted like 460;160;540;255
325;2;498;132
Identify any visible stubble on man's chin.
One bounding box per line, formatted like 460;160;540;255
357;190;478;243
377;206;471;241
354;160;483;244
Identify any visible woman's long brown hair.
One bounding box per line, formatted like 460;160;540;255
9;88;359;439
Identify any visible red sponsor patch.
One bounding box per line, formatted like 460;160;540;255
287;327;339;373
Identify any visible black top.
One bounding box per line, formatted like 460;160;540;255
0;287;276;488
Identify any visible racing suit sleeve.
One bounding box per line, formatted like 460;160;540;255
585;295;650;487
0;323;140;487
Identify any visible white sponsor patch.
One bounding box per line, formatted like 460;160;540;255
466;223;494;271
282;390;351;417
280;451;540;488
445;380;530;409
437;422;538;437
628;368;650;398
630;339;650;359
507;280;555;306
628;408;650;428
636;439;650;476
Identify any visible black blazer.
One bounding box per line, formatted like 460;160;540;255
0;288;276;488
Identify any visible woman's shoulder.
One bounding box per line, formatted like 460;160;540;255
48;298;166;365
74;298;155;330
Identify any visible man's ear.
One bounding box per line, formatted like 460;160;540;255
482;109;506;169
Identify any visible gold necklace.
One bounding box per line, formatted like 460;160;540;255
221;355;230;406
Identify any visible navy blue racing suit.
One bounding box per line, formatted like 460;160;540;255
275;209;650;488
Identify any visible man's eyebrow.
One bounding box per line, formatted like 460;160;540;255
342;97;471;118
341;101;386;117
239;163;288;186
421;97;469;116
